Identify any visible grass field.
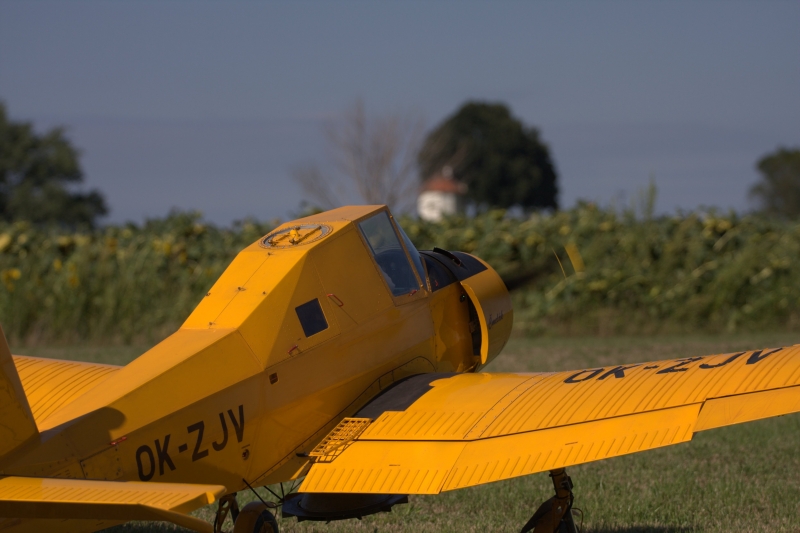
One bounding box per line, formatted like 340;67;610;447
13;332;800;533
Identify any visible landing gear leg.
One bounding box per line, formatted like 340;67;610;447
520;468;578;533
214;493;240;533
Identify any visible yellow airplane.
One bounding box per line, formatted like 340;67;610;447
1;205;799;533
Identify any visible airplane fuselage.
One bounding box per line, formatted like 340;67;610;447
3;206;513;496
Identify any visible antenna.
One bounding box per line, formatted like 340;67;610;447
552;248;567;280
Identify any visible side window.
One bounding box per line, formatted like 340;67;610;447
422;255;457;292
359;212;421;297
296;299;328;337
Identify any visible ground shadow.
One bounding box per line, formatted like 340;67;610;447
102;524;191;533
581;526;695;533
103;522;695;533
104;524;696;533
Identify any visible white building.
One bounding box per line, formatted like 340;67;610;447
417;167;468;222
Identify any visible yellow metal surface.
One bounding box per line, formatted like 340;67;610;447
312;226;394;327
0;476;224;533
0;476;223;513
473;345;800;437
0;204;797;531
301;346;800;494
0;206;453;531
429;283;476;372
12;356;120;427
263;224;332;248
441;405;699;491
695;385;800;431
459;262;513;366
302;405;698;494
0;327;37;462
300;440;466;494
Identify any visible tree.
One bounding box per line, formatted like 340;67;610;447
418;102;558;210
292;99;425;213
749;147;800;218
0;102;107;227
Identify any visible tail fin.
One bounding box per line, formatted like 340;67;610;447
0;325;38;461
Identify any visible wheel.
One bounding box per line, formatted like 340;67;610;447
233;501;279;533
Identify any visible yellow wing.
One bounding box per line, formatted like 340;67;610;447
300;344;800;494
0;476;225;533
11;355;121;428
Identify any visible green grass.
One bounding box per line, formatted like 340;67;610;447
13;332;800;533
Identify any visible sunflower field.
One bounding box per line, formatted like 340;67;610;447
1;205;798;343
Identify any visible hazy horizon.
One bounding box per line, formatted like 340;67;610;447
1;1;798;225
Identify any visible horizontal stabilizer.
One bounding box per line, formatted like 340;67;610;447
12;355;121;428
0;326;38;461
0;476;226;533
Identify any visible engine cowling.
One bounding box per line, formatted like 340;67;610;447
422;249;513;369
459;254;513;368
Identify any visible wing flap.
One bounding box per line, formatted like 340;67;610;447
300;441;466;494
300;404;700;493
442;404;699;491
695;384;800;431
0;476;225;533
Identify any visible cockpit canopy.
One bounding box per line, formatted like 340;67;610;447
357;211;425;297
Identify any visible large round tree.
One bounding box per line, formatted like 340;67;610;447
0;102;107;227
749;147;800;218
418;102;558;210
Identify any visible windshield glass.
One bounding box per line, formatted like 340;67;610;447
359;212;421;297
396;223;425;285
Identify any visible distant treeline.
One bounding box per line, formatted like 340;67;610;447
1;205;798;343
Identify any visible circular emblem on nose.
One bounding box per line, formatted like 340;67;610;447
261;224;332;248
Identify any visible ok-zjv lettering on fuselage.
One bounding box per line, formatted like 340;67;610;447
135;404;245;481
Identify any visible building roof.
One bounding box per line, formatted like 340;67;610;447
421;173;468;194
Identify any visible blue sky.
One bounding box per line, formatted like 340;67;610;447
1;1;798;224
